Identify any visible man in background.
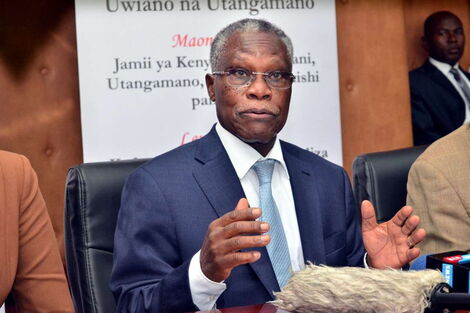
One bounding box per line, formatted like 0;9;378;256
407;122;470;255
111;19;425;313
410;11;470;145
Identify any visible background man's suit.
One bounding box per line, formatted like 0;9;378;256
407;122;470;255
0;151;73;313
409;60;470;145
111;126;365;313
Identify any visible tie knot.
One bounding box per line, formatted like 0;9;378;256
450;68;461;80
252;159;276;184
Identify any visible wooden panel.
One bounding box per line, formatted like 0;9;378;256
404;0;470;71
0;1;82;261
336;0;413;174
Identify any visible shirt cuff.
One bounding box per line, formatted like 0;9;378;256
188;250;227;311
363;252;370;269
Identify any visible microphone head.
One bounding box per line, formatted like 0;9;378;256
272;264;444;313
410;254;429;270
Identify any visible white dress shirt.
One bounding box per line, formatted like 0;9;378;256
188;123;304;310
429;57;470;123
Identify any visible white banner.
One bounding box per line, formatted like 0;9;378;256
75;0;343;165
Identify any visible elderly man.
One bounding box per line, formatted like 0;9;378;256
111;19;425;313
410;11;470;145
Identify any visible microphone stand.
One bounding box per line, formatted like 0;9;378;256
426;283;470;312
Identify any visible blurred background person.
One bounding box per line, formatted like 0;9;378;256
410;11;470;145
0;150;73;313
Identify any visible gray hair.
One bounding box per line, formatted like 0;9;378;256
210;18;294;71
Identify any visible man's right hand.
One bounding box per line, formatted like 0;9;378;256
200;198;270;282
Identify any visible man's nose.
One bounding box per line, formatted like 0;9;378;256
448;32;458;42
246;74;272;100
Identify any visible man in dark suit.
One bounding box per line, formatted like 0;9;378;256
111;19;425;313
410;11;470;145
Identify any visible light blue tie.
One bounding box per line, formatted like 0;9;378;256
252;159;291;289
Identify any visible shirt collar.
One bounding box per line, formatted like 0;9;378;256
429;57;459;74
215;123;289;179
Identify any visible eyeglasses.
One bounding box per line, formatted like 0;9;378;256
212;68;295;89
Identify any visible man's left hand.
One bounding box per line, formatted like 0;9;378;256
361;200;426;269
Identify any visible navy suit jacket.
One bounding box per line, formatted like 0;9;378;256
110;126;365;313
409;60;470;145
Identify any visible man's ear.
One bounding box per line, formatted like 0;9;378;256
421;36;429;52
205;74;216;101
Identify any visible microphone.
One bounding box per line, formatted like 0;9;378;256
424;251;470;293
415;251;470;312
272;264;444;313
428;282;470;312
442;254;470;264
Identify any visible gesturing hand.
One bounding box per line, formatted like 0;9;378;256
200;198;270;282
361;200;426;269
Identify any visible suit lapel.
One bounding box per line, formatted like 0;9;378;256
282;143;326;265
425;61;464;101
192;130;244;219
192;126;279;297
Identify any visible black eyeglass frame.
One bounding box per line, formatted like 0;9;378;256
212;68;295;90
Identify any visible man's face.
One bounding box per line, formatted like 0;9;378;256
425;15;465;65
206;31;292;151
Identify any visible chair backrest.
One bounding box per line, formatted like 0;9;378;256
352;145;427;223
64;158;149;313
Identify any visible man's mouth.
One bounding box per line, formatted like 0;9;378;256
448;47;461;54
239;109;276;120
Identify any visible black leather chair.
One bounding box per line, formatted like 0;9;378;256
352;145;427;223
64;158;149;313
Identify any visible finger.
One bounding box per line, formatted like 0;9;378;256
361;200;378;231
223;207;261;224
201;249;262;282
219;234;271;254
222;221;269;239
391;205;413;227
218;250;262;269
406;247;421;263
408;228;426;248
214;203;261;228
235;198;250;211
401;215;420;236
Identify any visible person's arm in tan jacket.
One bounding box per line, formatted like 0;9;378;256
11;155;74;313
407;157;470;256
